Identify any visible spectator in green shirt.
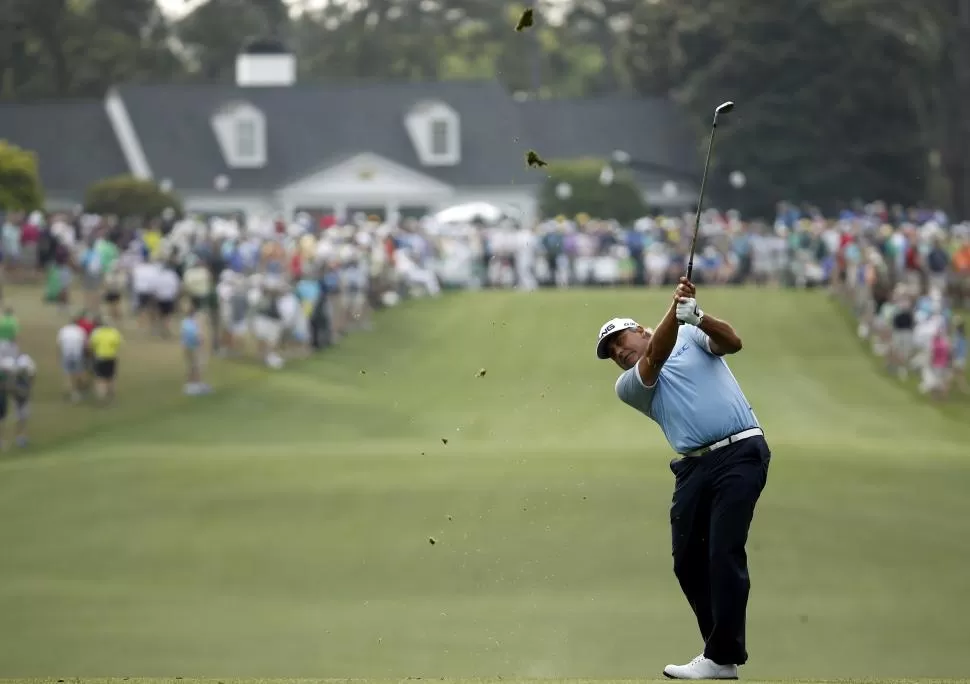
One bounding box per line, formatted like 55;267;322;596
0;309;18;359
94;233;120;272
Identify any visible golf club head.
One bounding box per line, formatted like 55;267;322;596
713;101;735;124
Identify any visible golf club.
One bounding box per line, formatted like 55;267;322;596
686;100;734;281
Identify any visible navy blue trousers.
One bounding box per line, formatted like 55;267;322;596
669;435;771;666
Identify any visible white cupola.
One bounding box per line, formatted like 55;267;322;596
235;37;296;87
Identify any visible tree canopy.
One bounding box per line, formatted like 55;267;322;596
0;0;966;216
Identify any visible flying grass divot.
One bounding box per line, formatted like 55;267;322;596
526;150;547;168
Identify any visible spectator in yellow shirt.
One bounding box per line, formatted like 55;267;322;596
87;318;123;402
142;225;163;260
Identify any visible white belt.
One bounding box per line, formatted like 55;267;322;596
683;427;763;458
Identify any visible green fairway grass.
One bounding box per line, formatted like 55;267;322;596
1;287;969;679
0;286;268;450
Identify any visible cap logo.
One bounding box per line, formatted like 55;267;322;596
600;323;616;339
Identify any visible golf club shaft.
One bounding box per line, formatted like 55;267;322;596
686;124;719;282
686;102;732;281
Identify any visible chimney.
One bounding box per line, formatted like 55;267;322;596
235;37;296;87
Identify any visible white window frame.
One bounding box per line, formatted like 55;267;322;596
211;101;267;169
404;101;461;166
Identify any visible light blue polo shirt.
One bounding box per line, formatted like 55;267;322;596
615;325;760;454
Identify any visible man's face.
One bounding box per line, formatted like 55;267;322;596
606;327;651;370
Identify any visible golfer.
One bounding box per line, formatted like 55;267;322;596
597;277;770;680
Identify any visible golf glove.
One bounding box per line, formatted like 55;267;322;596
676;297;704;326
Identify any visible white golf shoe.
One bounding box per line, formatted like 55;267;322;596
663;654;738;680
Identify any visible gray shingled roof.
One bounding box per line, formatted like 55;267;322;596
0;83;701;200
116;80;538;191
518;96;701;185
0;99;128;198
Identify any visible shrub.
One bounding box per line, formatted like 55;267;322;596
537;157;647;224
0;140;44;211
84;175;182;219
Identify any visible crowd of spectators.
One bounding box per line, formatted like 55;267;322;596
820;202;968;399
0;198;965;417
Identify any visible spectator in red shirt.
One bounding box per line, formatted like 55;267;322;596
76;311;97;337
74;310;98;390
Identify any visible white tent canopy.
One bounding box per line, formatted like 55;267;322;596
433;202;522;225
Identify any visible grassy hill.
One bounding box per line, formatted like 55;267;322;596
1;287;968;680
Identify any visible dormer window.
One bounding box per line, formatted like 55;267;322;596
236;118;257;158
211;101;267;169
404;100;460;167
430;119;450;156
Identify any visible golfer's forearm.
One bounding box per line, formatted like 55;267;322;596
646;302;680;364
700;314;743;353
